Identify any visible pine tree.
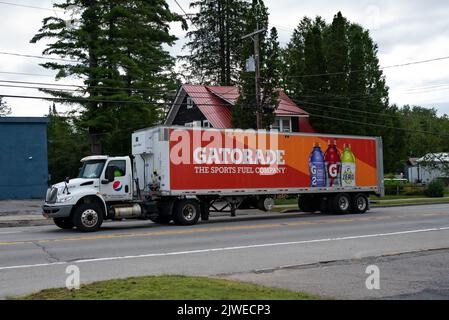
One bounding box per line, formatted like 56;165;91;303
31;0;185;155
183;0;249;85
325;12;349;133
280;17;312;97
260;27;282;127
347;24;367;135
47;106;90;183
302;19;329;133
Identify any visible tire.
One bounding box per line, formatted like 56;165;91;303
257;197;275;212
351;194;369;214
73;203;104;232
53;218;74;230
173;199;200;226
149;214;172;224
298;195;319;213
332;193;352;215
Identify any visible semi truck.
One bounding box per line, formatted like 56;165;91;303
43;126;384;232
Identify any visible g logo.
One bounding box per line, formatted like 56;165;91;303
329;164;339;178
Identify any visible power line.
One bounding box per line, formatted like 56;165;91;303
0;1;57;11
0;51;176;67
0;71;54;77
283;55;449;79
0;77;445;122
294;98;395;119
173;0;190;18
0;51;76;63
3;91;449;137
2;49;448;86
0;87;240;105
308;112;449;137
0;93;178;105
0;79;177;95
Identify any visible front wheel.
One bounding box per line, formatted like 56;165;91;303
173;199;200;226
73;203;104;232
53;218;74;230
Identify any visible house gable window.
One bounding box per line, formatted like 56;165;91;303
272;117;292;133
186;96;194;110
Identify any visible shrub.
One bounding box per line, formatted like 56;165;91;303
425;179;445;198
403;185;426;196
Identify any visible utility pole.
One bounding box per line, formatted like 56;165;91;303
242;26;266;129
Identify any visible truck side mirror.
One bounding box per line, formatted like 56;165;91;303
105;167;116;183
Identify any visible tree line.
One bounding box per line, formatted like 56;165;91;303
29;0;449;182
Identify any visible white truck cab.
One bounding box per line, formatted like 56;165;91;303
43;155;135;232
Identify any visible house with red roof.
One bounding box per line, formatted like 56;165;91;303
164;84;315;133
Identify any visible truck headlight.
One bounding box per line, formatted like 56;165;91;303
56;196;73;203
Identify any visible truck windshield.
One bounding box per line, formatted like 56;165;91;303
79;160;106;179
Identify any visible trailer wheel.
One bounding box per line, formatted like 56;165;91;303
298;196;319;213
351;194;369;214
173;199;200;226
53;218;74;230
332;193;352;215
257;197;275;212
73;203;104;232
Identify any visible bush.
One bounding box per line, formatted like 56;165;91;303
403;185;426;196
425;179;445;198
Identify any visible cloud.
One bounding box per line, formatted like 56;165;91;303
1;0;449;117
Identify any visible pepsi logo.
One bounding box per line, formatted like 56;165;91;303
113;181;123;192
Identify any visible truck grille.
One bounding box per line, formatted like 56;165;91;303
45;187;58;204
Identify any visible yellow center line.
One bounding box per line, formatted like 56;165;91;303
0;212;448;247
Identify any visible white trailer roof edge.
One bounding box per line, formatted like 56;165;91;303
134;125;381;141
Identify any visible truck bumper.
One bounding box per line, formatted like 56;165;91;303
42;205;73;219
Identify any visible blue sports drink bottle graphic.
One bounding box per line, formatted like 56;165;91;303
309;143;326;187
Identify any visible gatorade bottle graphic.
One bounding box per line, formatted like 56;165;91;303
341;144;356;187
324;140;341;187
309;143;326;187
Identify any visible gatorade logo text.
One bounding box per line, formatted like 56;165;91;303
193;148;286;166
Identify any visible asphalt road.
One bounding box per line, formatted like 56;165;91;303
1;204;449;299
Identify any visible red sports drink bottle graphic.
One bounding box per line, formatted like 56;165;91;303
324;140;341;187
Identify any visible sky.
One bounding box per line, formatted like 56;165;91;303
1;0;449;117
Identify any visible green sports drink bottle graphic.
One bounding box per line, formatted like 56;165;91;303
341;144;356;187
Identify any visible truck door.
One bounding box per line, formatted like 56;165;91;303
100;159;132;201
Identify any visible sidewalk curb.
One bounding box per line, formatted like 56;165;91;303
0;219;52;228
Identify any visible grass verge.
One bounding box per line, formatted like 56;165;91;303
15;275;319;300
371;197;449;206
